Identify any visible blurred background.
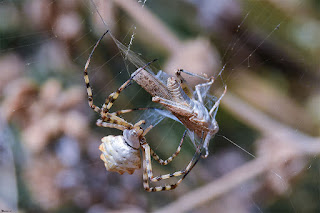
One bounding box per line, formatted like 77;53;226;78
0;0;320;212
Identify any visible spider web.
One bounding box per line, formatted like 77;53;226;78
0;0;319;212
85;1;320;212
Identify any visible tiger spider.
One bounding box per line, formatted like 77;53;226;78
84;30;201;191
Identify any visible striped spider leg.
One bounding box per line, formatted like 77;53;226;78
99;127;201;191
131;68;227;158
84;30;201;191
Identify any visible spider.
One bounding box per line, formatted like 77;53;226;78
84;30;201;191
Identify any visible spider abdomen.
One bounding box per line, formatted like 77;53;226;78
99;135;141;175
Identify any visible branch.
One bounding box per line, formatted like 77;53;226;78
114;0;182;53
